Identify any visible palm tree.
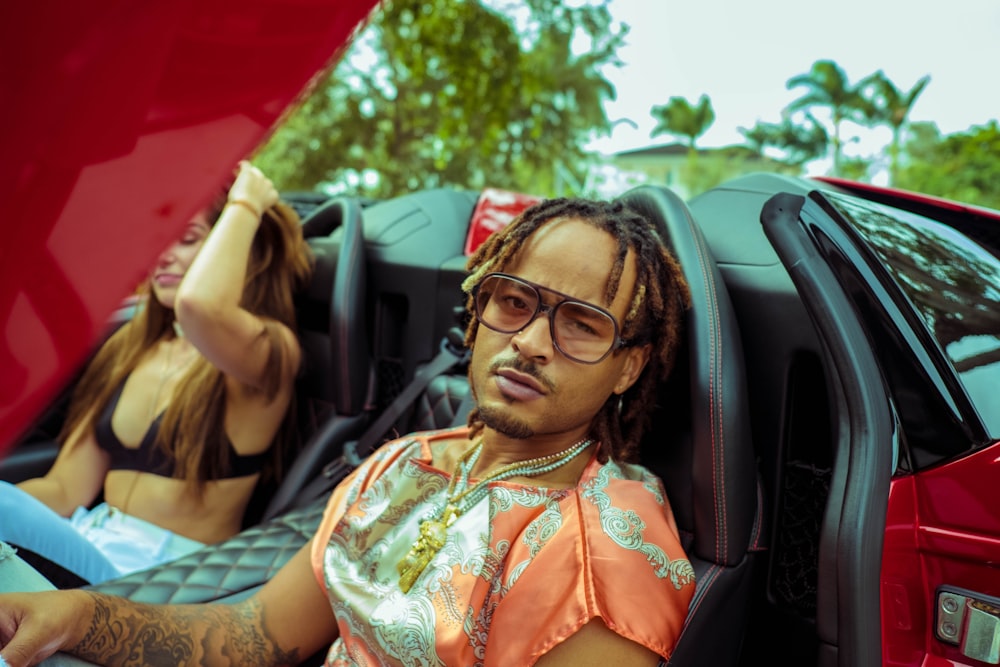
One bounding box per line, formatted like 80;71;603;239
785;60;870;177
740;112;829;169
859;70;931;186
650;94;716;153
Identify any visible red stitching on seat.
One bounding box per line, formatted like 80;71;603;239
682;209;728;563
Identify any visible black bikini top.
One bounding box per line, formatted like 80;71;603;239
94;379;268;479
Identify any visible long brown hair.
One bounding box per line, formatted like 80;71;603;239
60;199;314;495
461;197;690;463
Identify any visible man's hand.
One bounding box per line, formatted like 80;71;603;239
0;590;91;667
1;544;337;667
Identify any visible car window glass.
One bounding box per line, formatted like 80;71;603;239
825;192;1000;436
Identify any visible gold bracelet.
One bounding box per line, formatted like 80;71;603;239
226;198;262;220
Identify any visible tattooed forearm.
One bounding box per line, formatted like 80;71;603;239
71;593;301;667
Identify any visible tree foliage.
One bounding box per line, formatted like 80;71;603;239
897;121;1000;209
255;0;624;198
857;70;931;185
785;59;873;176
643;60;990;208
772;61;944;189
649;94;715;150
739;112;828;167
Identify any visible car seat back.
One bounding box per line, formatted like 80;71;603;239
361;188;480;405
249;197;374;527
618;184;763;666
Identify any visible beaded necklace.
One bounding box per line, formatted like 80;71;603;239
396;437;592;593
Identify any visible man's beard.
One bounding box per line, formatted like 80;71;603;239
478;404;534;439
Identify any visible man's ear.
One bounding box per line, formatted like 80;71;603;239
613;344;651;395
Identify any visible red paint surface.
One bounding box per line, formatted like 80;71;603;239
815;176;1000;220
0;0;380;454
882;441;1000;666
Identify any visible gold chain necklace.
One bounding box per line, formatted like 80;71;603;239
147;340;176;424
396;437;592;593
119;337;183;516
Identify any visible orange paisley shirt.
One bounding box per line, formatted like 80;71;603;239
310;427;695;666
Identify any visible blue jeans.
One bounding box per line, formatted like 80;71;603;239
0;482;120;583
0;482;203;584
0;541;99;666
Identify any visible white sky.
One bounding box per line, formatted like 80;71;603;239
590;0;1000;163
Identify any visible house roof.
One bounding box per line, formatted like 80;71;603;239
611;142;775;162
612;143;689;158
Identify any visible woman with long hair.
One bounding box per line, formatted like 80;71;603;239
0;161;313;584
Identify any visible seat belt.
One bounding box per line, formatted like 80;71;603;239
291;328;470;509
450;382;476;428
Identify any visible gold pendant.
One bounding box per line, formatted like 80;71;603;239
397;505;459;593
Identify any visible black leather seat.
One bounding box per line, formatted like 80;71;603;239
618;184;763;666
256;197;374;523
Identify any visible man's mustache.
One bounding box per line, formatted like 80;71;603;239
487;357;556;393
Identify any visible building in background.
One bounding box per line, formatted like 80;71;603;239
606;142;798;200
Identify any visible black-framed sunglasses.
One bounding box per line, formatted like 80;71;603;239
472;272;634;364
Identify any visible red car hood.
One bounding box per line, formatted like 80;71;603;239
0;0;380;456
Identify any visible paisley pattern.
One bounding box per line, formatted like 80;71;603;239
312;428;695;666
583;463;697;589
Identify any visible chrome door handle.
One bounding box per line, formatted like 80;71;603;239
937;587;1000;664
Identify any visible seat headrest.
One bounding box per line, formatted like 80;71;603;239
296;198;370;417
301;198;347;238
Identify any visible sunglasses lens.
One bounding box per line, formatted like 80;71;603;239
476;274;537;332
475;274;620;363
552;301;617;363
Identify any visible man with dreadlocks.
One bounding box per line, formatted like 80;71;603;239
0;197;696;667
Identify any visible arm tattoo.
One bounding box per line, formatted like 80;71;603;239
72;593;301;667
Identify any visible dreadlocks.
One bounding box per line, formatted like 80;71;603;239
461;197;691;462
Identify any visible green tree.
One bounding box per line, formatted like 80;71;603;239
739;112;828;170
649;94;716;152
858;70;931;186
681;145;797;198
785;59;871;177
897;121;1000;209
255;0;624;198
838;156;872;182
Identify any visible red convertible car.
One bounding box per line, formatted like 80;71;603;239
3;2;1000;666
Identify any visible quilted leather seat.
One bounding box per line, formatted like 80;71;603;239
91;502;324;604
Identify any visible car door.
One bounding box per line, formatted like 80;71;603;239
761;188;1000;667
